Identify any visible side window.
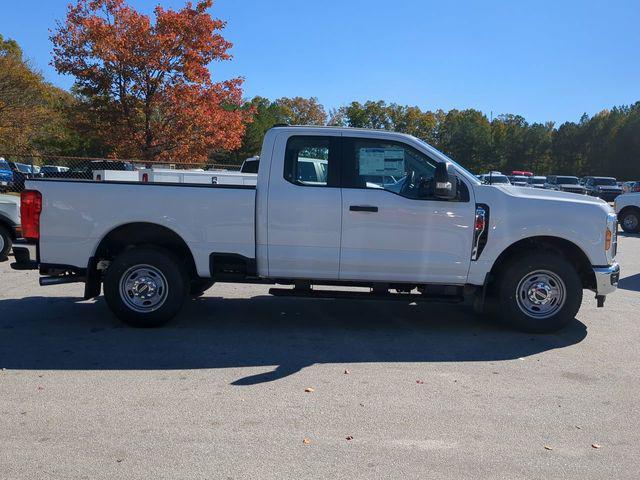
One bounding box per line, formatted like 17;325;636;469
344;138;439;200
284;136;338;187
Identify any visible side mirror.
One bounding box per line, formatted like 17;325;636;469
434;162;458;200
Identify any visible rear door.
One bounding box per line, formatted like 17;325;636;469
339;135;475;284
265;132;342;279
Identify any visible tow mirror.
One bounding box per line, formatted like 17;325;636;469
434;162;458;200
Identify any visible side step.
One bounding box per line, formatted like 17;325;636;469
268;287;464;303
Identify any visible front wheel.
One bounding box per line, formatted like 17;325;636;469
495;252;583;333
104;246;188;327
619;208;640;233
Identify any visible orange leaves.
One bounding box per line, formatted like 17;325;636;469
51;0;249;162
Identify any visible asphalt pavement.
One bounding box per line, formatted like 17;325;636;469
1;235;639;479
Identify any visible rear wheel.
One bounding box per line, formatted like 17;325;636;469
104;246;188;327
620;208;640;233
495;252;582;333
0;225;12;260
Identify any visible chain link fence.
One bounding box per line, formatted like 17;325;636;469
0;153;251;193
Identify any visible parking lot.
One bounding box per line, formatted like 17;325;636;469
0;235;638;479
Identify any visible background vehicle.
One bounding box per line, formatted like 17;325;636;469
584;176;623;202
0;193;20;260
527;176;547;189
8;161;35;191
42;160;135;179
240;156;260;173
615;192;640;233
508;175;529;187
545;176;586;194
14;126;619;334
0;158;14;192
478;173;511;185
139;168;257;186
622;181;640;194
40;165;70;175
512;170;533;177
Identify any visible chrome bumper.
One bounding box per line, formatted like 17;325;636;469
593;263;620;296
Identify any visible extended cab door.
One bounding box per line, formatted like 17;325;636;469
339;135;475;284
263;132;342;279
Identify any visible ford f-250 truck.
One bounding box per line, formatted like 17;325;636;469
12;126;620;333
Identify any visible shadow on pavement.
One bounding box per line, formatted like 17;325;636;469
618;273;640;292
0;294;587;384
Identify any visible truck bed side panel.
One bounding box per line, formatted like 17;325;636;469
29;180;256;277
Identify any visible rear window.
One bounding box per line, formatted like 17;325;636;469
557;176;579;184
241;160;259;174
594;178;616;186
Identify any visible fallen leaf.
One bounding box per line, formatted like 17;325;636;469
37;386;44;390
302;438;311;445
116;459;124;463
346;436;354;441
591;443;601;449
544;445;553;450
304;387;315;393
359;403;364;407
416;380;425;384
575;425;582;430
344;369;350;375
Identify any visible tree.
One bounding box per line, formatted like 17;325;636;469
51;0;250;162
272;97;327;125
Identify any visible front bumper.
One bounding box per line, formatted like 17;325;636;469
593;263;620;296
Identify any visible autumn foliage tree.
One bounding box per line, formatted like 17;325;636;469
51;0;250;162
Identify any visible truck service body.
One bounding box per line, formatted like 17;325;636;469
13;126;620;332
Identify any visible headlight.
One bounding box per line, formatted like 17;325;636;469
605;213;617;262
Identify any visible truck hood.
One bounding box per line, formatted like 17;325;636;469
495;185;610;207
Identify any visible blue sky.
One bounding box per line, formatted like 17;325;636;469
3;0;639;124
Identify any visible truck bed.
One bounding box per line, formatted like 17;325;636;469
27;179;256;277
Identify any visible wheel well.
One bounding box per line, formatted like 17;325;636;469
94;223;197;278
489;236;595;289
619;205;640;217
0;218;15;240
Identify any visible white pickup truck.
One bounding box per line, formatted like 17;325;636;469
615;192;640;233
13;126;620;333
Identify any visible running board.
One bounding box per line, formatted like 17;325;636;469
268;287;464;303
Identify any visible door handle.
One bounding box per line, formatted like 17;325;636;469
349;205;378;212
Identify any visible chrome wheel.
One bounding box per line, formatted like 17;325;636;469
515;270;566;319
622;213;639;231
119;264;168;313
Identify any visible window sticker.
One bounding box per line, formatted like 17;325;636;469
358;148;405;176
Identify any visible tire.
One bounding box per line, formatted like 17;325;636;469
104;246;189;327
190;279;215;297
0;225;12;260
495;252;583;333
619;208;640;233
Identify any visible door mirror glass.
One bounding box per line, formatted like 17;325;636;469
434;162;457;200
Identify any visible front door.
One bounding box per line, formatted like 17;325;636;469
339;136;475;284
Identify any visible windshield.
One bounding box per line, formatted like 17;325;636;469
594;178;617;186
241;161;259;174
412;137;480;184
512;176;528;182
557;176;579;184
487;175;510;184
529;177;546;185
15;163;31;173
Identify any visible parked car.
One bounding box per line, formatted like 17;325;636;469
615;192;640;233
622;181;640;194
545;175;586;194
0;158;14;192
0;193;20;260
508;175;529;187
527;176;547;189
477;172;511;185
512;170;533;177
13;126;619;333
584;177;623;202
40;165;70;175
41;160;135;179
8;161;35;191
240;156;260;173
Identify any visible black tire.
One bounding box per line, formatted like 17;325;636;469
495;252;583;333
0;224;12;260
104;246;189;327
190;279;215;297
619;208;640;233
